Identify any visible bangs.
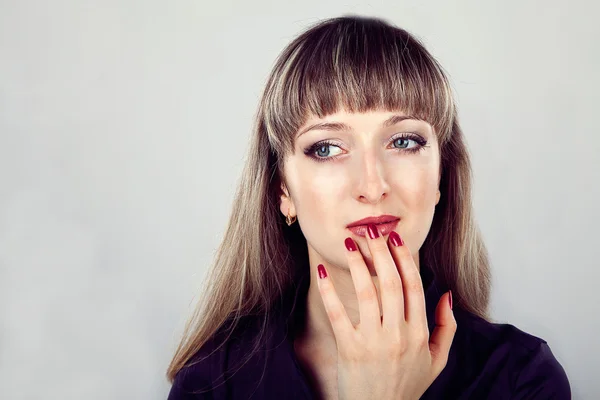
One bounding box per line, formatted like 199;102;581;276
263;16;456;156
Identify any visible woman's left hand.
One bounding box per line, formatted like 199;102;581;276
316;224;457;400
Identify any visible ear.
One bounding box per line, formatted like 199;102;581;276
435;189;441;205
279;182;296;218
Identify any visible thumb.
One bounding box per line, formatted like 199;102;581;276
428;291;457;377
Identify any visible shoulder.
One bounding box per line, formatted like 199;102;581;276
452;308;571;398
167;314;279;400
167;326;230;400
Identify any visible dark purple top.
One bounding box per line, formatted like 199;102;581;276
168;264;571;399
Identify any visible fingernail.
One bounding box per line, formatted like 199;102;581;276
367;223;380;239
344;237;357;251
449;290;453;310
318;264;327;279
389;231;403;246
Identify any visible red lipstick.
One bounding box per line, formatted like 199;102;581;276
346;215;400;237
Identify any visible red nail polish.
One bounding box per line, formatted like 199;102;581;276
367;224;380;239
449;290;453;310
318;264;327;279
344;237;357;251
389;231;404;246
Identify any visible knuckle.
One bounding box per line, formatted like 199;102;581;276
390;336;409;356
414;331;430;349
347;251;364;263
404;279;424;294
395;243;412;257
432;354;450;376
339;347;363;364
326;306;344;322
347;255;369;272
439;353;450;367
370;240;389;253
381;277;403;293
356;286;378;303
396;248;415;266
318;280;333;295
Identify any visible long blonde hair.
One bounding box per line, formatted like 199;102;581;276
166;15;491;383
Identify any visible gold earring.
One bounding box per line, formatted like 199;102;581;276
286;210;296;226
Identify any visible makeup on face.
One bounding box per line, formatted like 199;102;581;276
346;215;400;237
295;114;434;165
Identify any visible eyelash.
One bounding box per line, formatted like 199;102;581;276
303;133;429;163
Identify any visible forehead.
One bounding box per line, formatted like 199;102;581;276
296;109;434;138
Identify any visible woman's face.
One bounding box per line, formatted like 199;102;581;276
280;109;441;272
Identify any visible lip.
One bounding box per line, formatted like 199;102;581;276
347;219;399;237
346;215;400;238
347;215;400;228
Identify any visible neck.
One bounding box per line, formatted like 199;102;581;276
297;245;421;347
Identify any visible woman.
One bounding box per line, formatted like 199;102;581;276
166;15;570;399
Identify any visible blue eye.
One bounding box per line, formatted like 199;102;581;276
315;145;328;157
303;141;343;162
393;137;412;149
304;133;428;163
388;133;428;153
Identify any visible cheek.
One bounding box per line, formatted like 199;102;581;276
391;161;439;209
401;177;438;209
294;167;348;219
390;163;439;247
285;164;351;260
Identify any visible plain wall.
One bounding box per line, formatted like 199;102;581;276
1;0;598;398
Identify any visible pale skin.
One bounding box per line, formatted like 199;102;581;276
279;109;457;399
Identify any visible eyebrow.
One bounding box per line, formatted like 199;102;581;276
295;114;420;139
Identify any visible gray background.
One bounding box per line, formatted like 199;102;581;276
1;0;598;399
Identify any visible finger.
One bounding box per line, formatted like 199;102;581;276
316;264;355;339
365;224;404;329
344;237;381;332
429;291;457;377
387;230;427;331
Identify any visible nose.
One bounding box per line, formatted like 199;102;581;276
352;151;390;204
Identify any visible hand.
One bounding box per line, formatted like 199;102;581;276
316;224;456;400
